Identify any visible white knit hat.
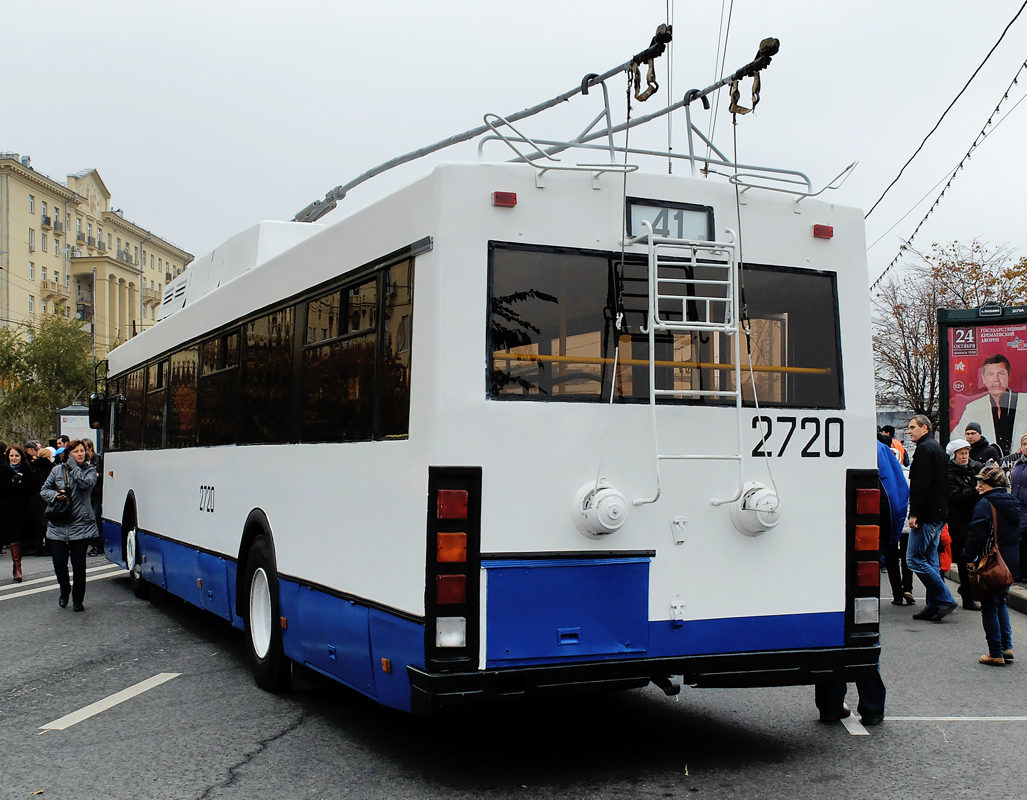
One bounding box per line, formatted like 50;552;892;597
946;438;971;457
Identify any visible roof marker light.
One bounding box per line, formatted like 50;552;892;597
492;191;517;207
813;224;834;239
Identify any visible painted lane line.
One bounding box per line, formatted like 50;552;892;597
40;673;181;731
0;568;126;602
0;563;123;593
840;714;869;736
885;716;1027;722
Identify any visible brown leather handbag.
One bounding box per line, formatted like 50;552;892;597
965;502;1015;601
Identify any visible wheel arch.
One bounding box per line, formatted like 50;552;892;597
236;508;275;619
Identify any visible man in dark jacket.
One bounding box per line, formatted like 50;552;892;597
906;415;958;621
964;422;1002;464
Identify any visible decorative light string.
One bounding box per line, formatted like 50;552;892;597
869;59;1027;291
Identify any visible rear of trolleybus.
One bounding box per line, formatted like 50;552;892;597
409;166;881;712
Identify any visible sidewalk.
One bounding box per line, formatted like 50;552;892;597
944;566;1027;615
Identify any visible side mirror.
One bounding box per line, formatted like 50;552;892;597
88;392;106;429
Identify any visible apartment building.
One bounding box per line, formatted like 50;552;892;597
0;153;192;354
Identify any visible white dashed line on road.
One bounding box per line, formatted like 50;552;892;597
39;673;181;731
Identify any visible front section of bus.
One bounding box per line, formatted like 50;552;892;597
409;162;880;712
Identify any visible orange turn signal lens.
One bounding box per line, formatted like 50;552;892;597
855;525;879;551
437;532;467;563
436;574;467;605
437;490;469;520
855;488;880;516
856;561;880;588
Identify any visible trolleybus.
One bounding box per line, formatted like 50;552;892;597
92;31;882;713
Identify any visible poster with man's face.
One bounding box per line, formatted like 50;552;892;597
947;323;1027;456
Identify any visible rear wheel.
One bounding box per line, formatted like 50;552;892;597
125;526;149;599
244;536;292;692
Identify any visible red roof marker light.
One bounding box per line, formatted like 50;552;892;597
813;224;834;239
492;191;517;207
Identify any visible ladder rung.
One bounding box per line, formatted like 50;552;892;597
654;388;740;398
652;322;737;333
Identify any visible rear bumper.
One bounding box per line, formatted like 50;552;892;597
408;640;880;714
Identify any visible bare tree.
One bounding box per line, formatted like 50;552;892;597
872;240;1027;428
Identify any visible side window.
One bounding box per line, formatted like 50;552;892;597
241;309;294;444
380;260;414;438
143;361;168;449
167;347;199;448
301;279;377;442
122;369;144;450
198;331;240;446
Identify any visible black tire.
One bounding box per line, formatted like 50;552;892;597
243;536;292;693
125;524;149;599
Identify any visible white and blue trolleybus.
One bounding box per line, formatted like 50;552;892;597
92;31;883;713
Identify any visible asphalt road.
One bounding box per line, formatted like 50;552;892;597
2;553;1026;800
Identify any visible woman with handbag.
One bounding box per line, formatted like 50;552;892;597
39;439;99;612
959;464;1020;666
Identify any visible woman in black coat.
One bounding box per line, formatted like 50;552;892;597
959;464;1022;666
0;446;36;582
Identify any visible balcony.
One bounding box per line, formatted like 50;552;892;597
87;236;97;251
41;280;71;301
41;215;52;229
142;287;160;305
71;247;83;258
98;241;107;253
76;232;86;243
53;221;64;236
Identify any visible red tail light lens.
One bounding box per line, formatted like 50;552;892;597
855;489;880;516
856;561;880;587
437;490;469;519
436;574;467;604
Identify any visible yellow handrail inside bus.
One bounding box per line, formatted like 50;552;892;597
492;351;831;375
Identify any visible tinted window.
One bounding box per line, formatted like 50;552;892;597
143;360;168;449
379;260;414;438
167;348;199;447
240;308;294;443
302;335;376;441
488;245;843;409
121;369;144;450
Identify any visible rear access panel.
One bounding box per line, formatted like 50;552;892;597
483;556;649;668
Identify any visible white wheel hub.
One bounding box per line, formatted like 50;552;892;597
127;529;139;576
249;567;272;659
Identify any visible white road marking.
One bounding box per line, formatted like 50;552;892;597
840;715;869;736
0;563;123;593
40;673;181;731
885;716;1027;722
0;567;126;602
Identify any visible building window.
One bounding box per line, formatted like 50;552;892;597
134;246;138;262
150;254;154;268
117;237;122;252
28;262;34;279
28;229;35;249
28;296;34;313
76;218;81;233
29;195;34;213
53;270;59;282
42;234;48;253
108;233;112;249
88;223;92;237
158;258;162;271
65;273;70;287
42;201;47;218
42;299;47;314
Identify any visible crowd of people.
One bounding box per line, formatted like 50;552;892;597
881;416;1024;666
0;435;103;611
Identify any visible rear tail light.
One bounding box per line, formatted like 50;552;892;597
847;470;881;641
426;467;482;669
856;561;880;587
855;489;880;515
855;525;879;551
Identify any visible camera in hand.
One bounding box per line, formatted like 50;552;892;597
12;472;23;485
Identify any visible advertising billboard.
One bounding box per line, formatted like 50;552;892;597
939;305;1027;456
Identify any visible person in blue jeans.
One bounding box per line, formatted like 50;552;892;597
959;463;1020;665
906;415;958;621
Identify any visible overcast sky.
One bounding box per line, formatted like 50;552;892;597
4;1;1026;285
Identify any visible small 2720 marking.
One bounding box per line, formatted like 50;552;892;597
199;485;215;513
751;416;844;458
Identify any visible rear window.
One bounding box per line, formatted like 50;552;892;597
487;243;843;409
